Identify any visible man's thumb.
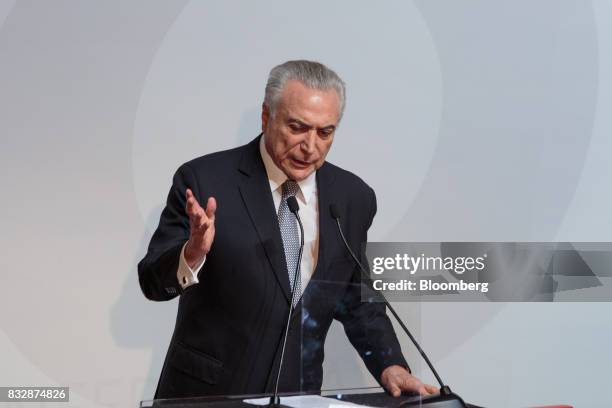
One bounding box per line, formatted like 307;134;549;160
206;197;217;219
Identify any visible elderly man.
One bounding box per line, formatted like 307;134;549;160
138;60;437;399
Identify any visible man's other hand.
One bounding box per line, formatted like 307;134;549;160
184;188;216;269
381;365;439;397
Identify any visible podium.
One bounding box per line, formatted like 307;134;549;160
140;388;573;408
140;387;480;408
143;278;572;408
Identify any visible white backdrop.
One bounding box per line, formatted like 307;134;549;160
1;1;611;407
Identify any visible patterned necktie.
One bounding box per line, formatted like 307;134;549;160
278;180;302;307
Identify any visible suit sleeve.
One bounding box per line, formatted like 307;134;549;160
137;164;199;301
333;187;410;383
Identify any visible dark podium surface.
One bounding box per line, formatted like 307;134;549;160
140;387;483;408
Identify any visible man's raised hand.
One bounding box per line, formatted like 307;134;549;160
184;188;216;269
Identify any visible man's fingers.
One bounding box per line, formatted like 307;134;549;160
388;382;401;398
205;197;217;220
185;189;203;215
417;385;429;396
185;189;208;226
399;376;421;395
185;190;217;233
193;212;207;228
413;382;437;396
185;188;200;213
424;384;439;395
382;366;437;398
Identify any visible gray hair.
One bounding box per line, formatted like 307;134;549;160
264;60;346;120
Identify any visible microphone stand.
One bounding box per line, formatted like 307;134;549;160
268;196;304;408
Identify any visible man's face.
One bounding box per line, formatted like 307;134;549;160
262;80;340;182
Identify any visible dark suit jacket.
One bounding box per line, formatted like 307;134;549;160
138;135;408;399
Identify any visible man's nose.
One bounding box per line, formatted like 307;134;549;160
300;131;316;154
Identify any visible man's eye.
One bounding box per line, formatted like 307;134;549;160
289;124;307;132
319;129;334;138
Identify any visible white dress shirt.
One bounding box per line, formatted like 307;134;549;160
177;135;320;293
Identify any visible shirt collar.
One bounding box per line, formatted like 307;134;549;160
259;134;317;205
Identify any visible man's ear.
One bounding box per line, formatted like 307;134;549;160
261;103;270;133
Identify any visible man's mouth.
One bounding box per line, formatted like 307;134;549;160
290;158;311;168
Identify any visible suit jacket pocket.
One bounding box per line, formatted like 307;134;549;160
169;341;224;385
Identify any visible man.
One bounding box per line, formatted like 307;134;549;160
138;60;437;399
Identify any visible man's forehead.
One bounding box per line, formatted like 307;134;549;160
280;104;339;127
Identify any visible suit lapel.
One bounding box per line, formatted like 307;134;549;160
238;135;292;303
312;162;337;285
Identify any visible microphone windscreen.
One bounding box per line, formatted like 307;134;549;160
329;204;340;220
287;196;300;213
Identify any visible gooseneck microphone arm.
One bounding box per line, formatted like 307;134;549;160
329;204;449;393
269;195;304;407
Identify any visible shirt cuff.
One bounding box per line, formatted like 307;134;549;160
177;242;206;289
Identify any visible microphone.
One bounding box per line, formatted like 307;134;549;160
329;204;467;408
269;195;305;408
